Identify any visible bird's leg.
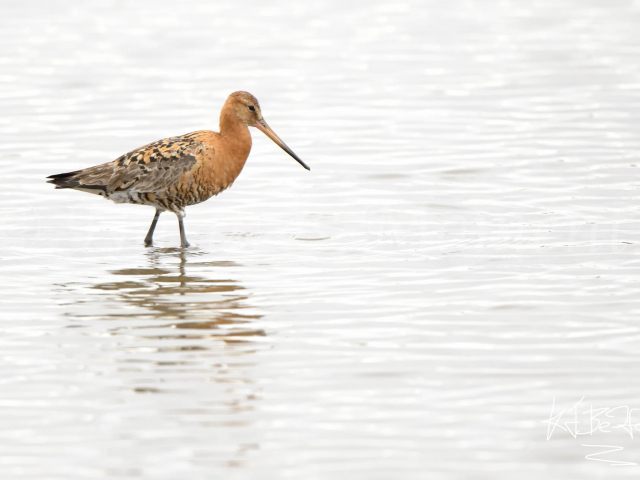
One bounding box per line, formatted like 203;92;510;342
177;212;190;248
144;209;162;246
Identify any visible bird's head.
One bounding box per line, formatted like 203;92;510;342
226;91;310;171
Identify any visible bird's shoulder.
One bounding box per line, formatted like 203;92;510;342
114;130;217;168
102;131;219;193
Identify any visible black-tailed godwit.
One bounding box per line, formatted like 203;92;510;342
47;91;309;247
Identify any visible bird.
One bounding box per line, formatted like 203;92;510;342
47;91;309;247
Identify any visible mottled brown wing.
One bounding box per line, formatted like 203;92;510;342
49;134;208;194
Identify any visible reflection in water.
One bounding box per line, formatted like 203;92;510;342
91;248;265;345
49;248;268;467
56;247;267;398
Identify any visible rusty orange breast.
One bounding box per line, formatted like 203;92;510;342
173;125;252;206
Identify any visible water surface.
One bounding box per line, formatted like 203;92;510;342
2;0;640;478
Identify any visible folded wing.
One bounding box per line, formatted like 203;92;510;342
47;134;208;196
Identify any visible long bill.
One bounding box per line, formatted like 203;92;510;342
254;119;310;171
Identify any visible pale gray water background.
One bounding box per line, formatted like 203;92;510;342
1;0;640;478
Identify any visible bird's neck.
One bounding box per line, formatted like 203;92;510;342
220;104;247;135
219;105;252;155
214;105;252;190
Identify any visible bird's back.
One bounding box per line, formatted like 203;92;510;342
47;130;232;213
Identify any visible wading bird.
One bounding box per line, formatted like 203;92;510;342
47;91;309;247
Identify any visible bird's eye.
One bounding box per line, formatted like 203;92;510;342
248;105;255;111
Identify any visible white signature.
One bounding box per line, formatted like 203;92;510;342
544;397;639;466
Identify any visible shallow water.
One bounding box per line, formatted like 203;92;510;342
2;0;640;478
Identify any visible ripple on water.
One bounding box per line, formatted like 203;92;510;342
2;0;640;478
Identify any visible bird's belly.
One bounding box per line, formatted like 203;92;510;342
108;191;153;205
107;175;225;213
108;190;170;210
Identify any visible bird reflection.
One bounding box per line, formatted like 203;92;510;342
91;247;265;346
54;246;266;446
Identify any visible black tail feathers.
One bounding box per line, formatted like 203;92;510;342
46;170;83;189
